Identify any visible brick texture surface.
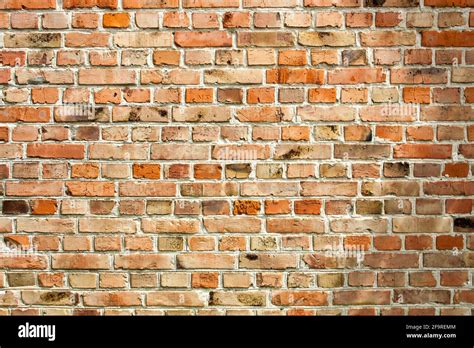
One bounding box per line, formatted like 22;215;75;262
0;0;473;316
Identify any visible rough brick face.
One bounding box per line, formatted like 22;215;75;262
0;0;473;317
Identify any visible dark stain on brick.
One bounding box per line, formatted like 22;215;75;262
399;162;410;170
94;107;107;121
208;291;218;305
32;33;59;43
317;32;332;38
2;200;29;214
362;186;375;196
227;163;251;172
128;107;141;122
27;77;46;85
281;148;301;159
275;108;284;121
40;291;71;303
343;50;367;65
384;162;409;177
245;254;258;261
223;13;232;23
365;0;386;6
454;218;474;230
365;130;373;141
278;146;310;160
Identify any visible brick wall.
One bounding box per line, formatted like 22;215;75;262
0;0;473;315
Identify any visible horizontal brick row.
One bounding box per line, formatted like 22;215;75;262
1;0;473;10
1;0;473;315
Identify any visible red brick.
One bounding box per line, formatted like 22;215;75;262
422;30;474;46
175;32;232;47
